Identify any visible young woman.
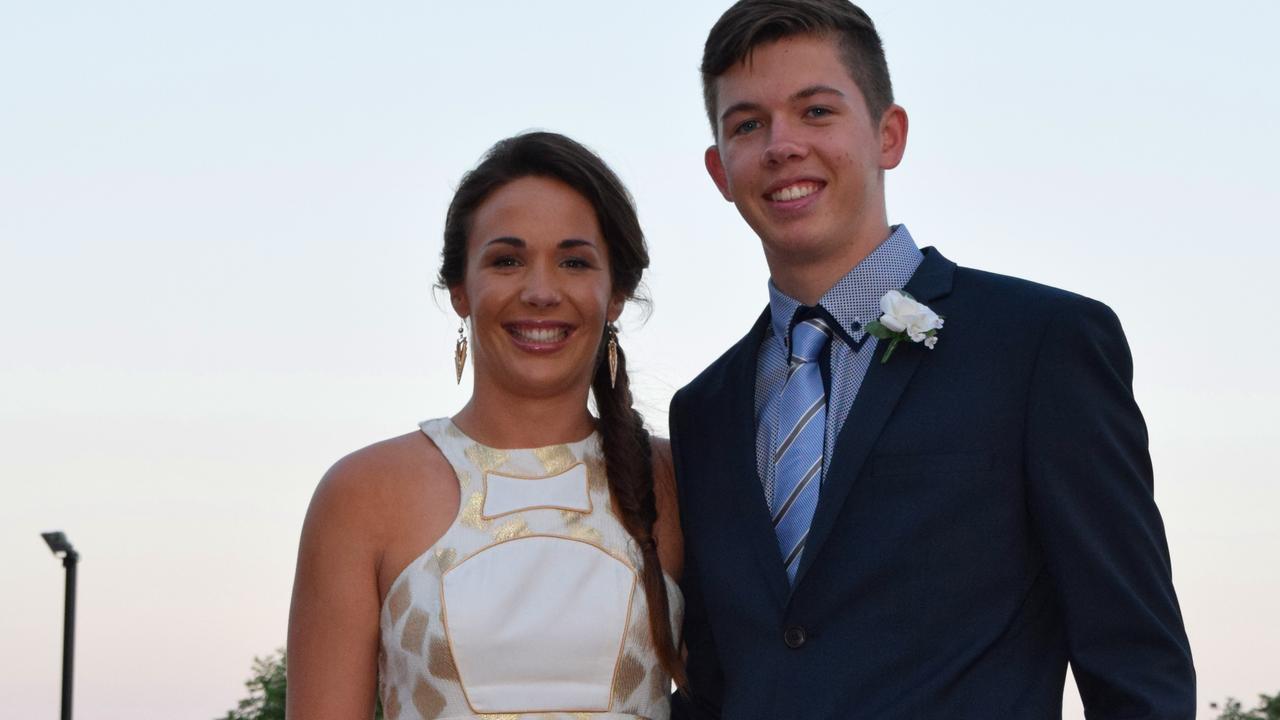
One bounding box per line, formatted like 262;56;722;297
286;132;684;719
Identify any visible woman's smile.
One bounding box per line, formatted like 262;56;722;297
504;320;575;352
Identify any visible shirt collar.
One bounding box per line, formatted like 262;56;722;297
767;224;924;349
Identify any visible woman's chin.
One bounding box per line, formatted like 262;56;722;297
479;362;595;400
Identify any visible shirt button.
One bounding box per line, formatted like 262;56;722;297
783;625;807;649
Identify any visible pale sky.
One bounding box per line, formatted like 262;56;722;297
2;1;1278;718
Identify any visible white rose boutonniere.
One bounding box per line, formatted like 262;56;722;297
865;289;945;364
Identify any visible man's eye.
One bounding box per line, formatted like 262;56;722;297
732;119;761;135
806;107;832;118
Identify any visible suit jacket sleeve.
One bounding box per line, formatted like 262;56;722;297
1025;297;1195;718
668;390;724;720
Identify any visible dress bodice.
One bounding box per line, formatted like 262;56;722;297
378;418;681;720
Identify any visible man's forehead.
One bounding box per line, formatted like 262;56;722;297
716;35;855;96
738;32;845;71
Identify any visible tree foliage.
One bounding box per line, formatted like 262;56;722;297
219;650;384;720
219;650;287;720
1212;692;1280;720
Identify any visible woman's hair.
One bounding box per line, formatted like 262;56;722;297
438;131;685;688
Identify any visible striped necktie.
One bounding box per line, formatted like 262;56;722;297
772;316;833;584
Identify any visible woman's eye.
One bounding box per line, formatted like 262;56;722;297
562;257;592;269
491;255;520;267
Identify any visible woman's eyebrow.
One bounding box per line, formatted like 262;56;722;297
482;236;524;249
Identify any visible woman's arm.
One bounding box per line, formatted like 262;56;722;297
286;454;384;720
651;436;684;581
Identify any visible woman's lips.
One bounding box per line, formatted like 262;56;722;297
504;322;574;352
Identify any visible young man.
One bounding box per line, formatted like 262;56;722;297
668;1;1195;718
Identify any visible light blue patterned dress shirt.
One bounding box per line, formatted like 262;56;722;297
755;224;924;506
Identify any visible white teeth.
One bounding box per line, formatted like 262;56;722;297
770;183;818;202
514;327;568;343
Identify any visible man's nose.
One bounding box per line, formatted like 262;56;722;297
762;120;808;166
520;264;561;307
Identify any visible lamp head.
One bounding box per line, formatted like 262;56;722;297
41;531;76;559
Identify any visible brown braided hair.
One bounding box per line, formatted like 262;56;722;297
438;131;686;689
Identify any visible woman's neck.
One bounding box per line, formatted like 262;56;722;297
452;385;596;449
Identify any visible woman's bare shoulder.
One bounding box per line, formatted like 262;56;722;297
325;431;446;486
306;431;453;539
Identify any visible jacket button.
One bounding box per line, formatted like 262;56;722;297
783;625;806;649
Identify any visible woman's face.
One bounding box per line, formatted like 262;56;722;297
451;175;622;400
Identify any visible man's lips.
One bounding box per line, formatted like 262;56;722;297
764;179;825;203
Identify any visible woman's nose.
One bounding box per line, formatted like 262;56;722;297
520;264;561;307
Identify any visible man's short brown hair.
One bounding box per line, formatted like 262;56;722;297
701;0;894;137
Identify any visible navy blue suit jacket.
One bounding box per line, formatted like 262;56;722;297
669;248;1194;719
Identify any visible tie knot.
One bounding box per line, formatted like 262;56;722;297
789;318;831;363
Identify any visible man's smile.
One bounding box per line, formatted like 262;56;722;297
766;180;825;203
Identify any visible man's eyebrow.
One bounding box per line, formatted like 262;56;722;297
720;101;764;123
794;84;845;101
719;85;847;123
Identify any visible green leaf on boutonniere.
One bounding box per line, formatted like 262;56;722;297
864;319;895;340
867;318;904;363
880;336;902;364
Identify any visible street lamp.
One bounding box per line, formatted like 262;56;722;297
41;531;78;720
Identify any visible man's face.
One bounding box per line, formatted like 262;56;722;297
705;34;905;275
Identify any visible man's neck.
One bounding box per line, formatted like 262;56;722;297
766;224;892;305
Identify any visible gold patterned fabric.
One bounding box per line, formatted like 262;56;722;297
378;418;681;720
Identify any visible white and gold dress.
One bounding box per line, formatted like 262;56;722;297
378;418;681;720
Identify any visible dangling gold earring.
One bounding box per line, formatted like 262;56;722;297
607;324;619;389
454;320;468;384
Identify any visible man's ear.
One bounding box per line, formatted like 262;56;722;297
704;145;734;201
449;288;470;319
878;104;909;170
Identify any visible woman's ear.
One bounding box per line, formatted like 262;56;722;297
607;293;625;324
450;288;470;318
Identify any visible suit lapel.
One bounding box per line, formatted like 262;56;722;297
715;308;792;609
795;248;958;586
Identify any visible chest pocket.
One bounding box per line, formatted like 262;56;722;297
870;450;994;478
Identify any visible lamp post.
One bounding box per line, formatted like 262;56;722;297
41;531;78;720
